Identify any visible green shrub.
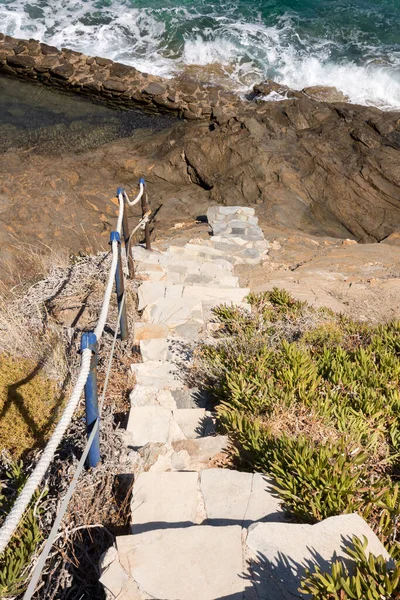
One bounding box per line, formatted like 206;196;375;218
198;289;400;551
300;535;400;599
0;461;45;598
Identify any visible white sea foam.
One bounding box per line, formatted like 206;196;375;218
1;1;400;110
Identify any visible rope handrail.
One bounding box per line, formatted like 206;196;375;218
119;177;145;208
0;178;146;561
23;293;127;600
0;348;92;555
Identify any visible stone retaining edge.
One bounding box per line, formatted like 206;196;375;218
0;33;249;121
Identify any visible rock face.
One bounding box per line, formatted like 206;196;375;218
0;33;400;288
146;100;400;242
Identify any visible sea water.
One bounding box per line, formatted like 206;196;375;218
1;0;399;110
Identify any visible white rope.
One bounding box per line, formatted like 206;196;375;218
116;191;124;236
94;239;118;340
0;191;124;556
123;182;144;207
23;293;127;600
127;212;151;245
0;348;92;555
0;180;144;565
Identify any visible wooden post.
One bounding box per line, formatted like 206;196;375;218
122;197;135;279
140;178;152;251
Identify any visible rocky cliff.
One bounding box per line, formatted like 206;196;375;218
1;33;400;290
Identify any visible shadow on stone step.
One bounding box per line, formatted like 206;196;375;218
195;413;215;437
241;548;343;600
215;548;337;600
131;511;287;535
171;387;213;410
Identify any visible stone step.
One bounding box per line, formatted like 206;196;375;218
127;405;209;447
129;468;284;529
131;471;198;534
133;322;169;344
182;284;250;303
207;205;256;221
100;514;392;600
171;387;211;409
139;337;169;362
131;360;183;389
129;384;177;410
104;525;246;600
164;250;236;271
132;435;230;473
142;297;203;326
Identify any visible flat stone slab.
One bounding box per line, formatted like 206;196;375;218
131;360;178;379
131;360;182;389
129;384;159;408
171;436;230;470
127;406;172;447
131;472;198;533
172;408;207;439
132;246;163;263
129;385;176;409
245;514;393;600
200;469;284;526
172;388;210;409
207;206;255;226
182;285;250;302
137;281;166;310
140;338;168;362
134;322;169;343
170;320;202;340
116;525;246;600
142;297;203;325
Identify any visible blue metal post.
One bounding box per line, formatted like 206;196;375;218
110;231;129;341
81;332;100;468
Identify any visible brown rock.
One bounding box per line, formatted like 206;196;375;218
7;54;36;69
35;55;59;72
381;232;400;246
143;82;166;96
50;63;74;79
253;79;292;98
110;62;136;78
0;50;12;61
183;109;199;121
177;79;198;96
40;43;59;55
303;86;349;103
208;89;219;105
95;56;112;67
84;80;102;92
103;79;128;92
167;91;177;103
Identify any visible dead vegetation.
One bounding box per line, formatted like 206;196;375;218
0;249;140;598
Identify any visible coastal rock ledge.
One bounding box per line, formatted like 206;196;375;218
0;33;245;120
1;33;400;244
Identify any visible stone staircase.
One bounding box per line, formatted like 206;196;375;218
100;206;390;600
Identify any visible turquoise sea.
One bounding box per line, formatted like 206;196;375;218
1;0;400;109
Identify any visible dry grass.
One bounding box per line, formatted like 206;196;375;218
263;401;340;447
0;355;59;459
0;248;139;460
0;246;141;598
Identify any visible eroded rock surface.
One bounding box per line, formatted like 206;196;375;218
1;34;400;293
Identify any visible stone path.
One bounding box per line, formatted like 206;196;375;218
100;206;390;600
